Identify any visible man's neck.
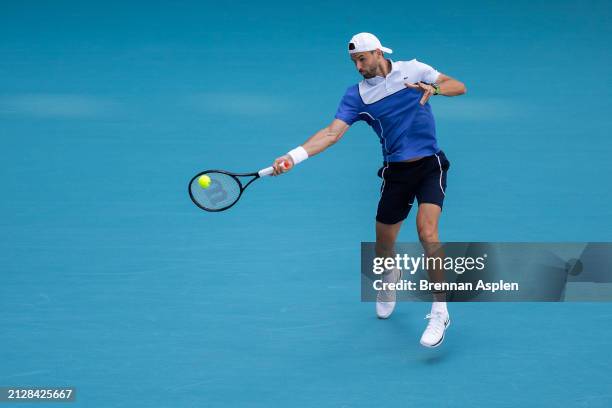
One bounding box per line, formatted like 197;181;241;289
378;59;392;78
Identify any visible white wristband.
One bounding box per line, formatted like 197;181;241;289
287;146;309;165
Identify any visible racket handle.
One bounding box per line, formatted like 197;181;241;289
258;166;275;177
258;161;289;177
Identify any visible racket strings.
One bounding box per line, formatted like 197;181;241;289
190;172;242;211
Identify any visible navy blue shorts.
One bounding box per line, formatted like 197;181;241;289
376;151;450;225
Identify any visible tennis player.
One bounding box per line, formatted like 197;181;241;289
271;33;466;348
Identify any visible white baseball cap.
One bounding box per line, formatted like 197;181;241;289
348;32;393;54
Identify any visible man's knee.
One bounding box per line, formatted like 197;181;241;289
417;225;438;243
417;204;441;243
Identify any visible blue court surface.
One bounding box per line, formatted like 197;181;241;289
1;1;611;407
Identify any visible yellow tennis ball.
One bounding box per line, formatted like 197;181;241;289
198;175;211;189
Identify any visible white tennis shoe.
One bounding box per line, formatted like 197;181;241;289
376;268;401;319
420;311;450;348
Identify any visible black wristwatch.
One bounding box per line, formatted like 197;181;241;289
432;83;441;95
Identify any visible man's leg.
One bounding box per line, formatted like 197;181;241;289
374;161;416;318
374;220;403;318
416;203;444;295
416;203;450;347
376;220;403;258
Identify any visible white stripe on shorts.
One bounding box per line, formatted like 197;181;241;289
434;153;446;196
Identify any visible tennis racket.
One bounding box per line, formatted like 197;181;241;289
188;161;289;212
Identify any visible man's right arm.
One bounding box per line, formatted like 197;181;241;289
272;119;350;175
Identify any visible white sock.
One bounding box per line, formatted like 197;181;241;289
431;301;448;315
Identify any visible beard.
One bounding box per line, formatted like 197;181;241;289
360;66;378;79
361;70;376;79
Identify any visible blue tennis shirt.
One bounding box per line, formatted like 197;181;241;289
335;59;441;162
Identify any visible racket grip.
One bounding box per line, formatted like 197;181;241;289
258;166;274;177
258;161;288;177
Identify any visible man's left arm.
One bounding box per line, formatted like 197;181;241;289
405;73;467;105
434;73;466;97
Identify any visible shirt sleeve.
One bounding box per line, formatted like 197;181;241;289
334;87;361;126
413;59;441;84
